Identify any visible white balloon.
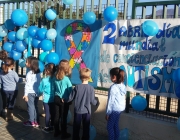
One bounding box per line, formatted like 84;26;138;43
46;28;57;40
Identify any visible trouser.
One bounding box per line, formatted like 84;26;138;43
27;93;39;123
107;111;121;140
73;113;91;140
4;90;18;110
43;102;55;127
1;89;6;110
54;96;69;134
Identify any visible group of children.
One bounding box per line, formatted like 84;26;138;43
0;50;127;140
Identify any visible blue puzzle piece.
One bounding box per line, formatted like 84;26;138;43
82;41;89;51
65;40;71;49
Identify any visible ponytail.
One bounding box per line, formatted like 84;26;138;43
110;67;125;84
2;63;8;74
2;57;15;74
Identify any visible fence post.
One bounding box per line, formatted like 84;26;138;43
132;0;138;19
125;91;130;113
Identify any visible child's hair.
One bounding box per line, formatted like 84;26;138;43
26;56;35;65
110;67;125;84
0;50;8;61
29;57;40;74
2;57;14;74
79;68;91;81
56;59;72;80
45;63;56;77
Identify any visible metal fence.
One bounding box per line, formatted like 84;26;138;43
1;0;180;123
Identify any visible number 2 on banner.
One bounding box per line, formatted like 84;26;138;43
102;23;116;45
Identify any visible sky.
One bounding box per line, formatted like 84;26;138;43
69;0;175;17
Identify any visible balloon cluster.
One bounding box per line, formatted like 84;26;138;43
1;8;60;73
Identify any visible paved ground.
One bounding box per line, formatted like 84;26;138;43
0;108;108;140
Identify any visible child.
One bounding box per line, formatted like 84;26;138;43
105;68;126;140
54;59;72;139
23;56;41;127
0;50;8;116
0;57;19;121
38;63;56;133
68;68;98;140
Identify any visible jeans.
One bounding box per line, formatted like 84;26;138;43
43;102;55;127
1;89;6;109
2;90;18;110
27;93;39;123
73;113;91;140
54;96;69;134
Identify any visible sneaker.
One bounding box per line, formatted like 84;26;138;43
61;133;71;139
42;127;51;133
23;121;35;127
34;122;40;127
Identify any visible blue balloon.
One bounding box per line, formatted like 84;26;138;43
131;95;147;111
173;68;180;83
45;9;57;21
36;28;47;40
0;25;8;37
63;0;74;5
142;20;159;36
12;50;22;60
39;61;44;73
15;40;27;52
19;59;26;68
16;28;28;40
175;86;180;98
32;38;41;48
40;40;53;51
12;44;17;51
8;31;16;42
4;19;16;30
39;51;48;62
177;117;180;130
11;9;28;26
3;42;13;52
83;12;96;24
28;26;39;38
119;128;129;140
46;28;57;40
46;52;59;65
103;6;118;22
90;125;96;140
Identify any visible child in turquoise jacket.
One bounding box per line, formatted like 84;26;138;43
38;63;56;133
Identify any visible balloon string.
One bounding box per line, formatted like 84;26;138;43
28;36;31;57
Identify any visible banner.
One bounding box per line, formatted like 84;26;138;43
55;19;102;87
98;19;180;98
